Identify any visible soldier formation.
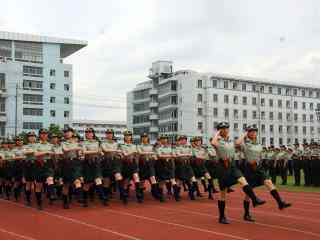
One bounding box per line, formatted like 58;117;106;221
4;122;316;224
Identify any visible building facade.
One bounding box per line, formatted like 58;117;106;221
0;31;87;138
72;119;127;141
127;61;320;146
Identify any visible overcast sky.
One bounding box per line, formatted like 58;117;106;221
2;0;320;121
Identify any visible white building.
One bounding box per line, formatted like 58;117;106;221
72;119;127;141
127;61;320;146
0;31;87;138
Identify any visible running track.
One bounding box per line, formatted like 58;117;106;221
0;188;319;240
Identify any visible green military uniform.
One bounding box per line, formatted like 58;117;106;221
292;144;303;186
137;143;156;180
155;144;175;181
52;143;63;180
215;138;243;190
302;145;312;186
23;143;38;182
174;144;194;181
310;144;320;186
100;139;120;177
2;148;15;181
241;139;269;188
205;145;219;179
82;139;101;183
191;145;208;178
35;141;54;182
118;142;138;179
61;140;82;183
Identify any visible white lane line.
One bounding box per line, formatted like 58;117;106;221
103;209;250;240
0;200;142;240
156;205;320;238
0;227;38;240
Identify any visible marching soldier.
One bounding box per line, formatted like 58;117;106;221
50;134;64;200
11;136;25;201
278;146;290;185
118;130;142;204
211;122;265;224
269;147;280;184
136;133;158;201
236;126;291;222
310;142;320;187
0;140;15;200
302;143;312;186
205;138;219;200
81;128;106;207
292;141;304;186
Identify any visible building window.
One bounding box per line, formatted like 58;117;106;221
243;110;247;119
50;110;56;117
252;111;257;119
50;97;56;103
260;85;265;93
303;126;307;135
252;97;257;105
270;125;274;133
197;94;203;102
198;122;203;130
261;124;265;133
197;108;203;116
278;100;282;108
279;138;283;145
252;84;256;92
294;101;298;109
64;97;70;104
293;89;298;96
302;89;306;97
286;100;290;109
213;108;218;117
311;126;315;134
50;83;56;90
23;122;43;130
64;111;70;118
223;81;229;89
224;109;229;119
213;122;218;129
224;95;229;104
309;90;313;97
302;114;307;122
261;111;265;120
197;79;202;88
212;79;217;88
23;108;43;116
302;102;306;110
310;114;314;122
278;88;282;95
0;98;5;112
0;73;5;89
287;126;291;134
234;109;239;119
64;70;70;77
23;80;43;90
294;126;298;134
234;123;239;131
294;113;298;122
310;103;314;110
286;113;291;121
171;95;177;104
262;138;266;146
268;86;273;94
242;83;247;91
269;112;274;120
269;99;273;107
233;96;238;104
270;138;274;145
213;94;218;102
50;69;56;76
23;66;43;77
317;92;320;98
279;125;283;134
261;98;265;106
242;96;247;105
232;82;238;90
285;88;290;96
23;94;43;105
64;84;70;91
243;124;247;130
278;112;282;121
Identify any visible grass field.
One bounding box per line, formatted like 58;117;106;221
273;174;320;193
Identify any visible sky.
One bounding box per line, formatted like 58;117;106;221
1;0;320;121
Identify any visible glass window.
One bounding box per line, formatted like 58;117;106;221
261;98;265;106
252;97;257;105
23;94;43;105
233;96;238;104
197;108;203;116
197;122;203;130
269;112;274;120
243;110;247;119
286;100;291;109
64;71;70;77
23;66;43;77
293;89;298;96
302;102;306;110
278;88;282;95
269;99;273;107
223;81;229;89
212;79;217;88
50;69;55;76
224;108;229;118
242;96;247;105
15;41;43;62
213;108;218;117
278;112;282;120
242;83;246;91
294;101;298;109
50;83;56;89
252;111;257;119
23;108;43;116
64;84;70;91
268;86;273;94
50;97;55;103
197;79;202;88
23;122;43;130
278;100;282;108
224;95;229;104
232;82;238;89
0;40;12;58
50;110;56;117
197;94;203;102
213;94;218;102
234;109;239;119
64;111;70;118
64;97;69;104
252;84;256;92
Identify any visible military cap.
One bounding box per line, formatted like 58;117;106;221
177;135;187;141
160;134;168;139
105;129;114;134
246;125;258;132
216;122;230;130
140;133;149;138
15;136;23;141
63;127;74;133
27;131;37;137
85;127;95;133
50;133;60;138
39;128;49;134
123;130;132;136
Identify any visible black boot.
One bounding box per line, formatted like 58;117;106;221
25;189;31;206
183;182;188;192
207;182;214;200
89;186;95;202
135;183;144;203
187;182;195;200
35;192;43;210
194;182;202;197
103;187;110;206
5;185;12;200
218;200;230;224
242;185;266;207
56;185;63;199
62;194;69;209
165;182;172;196
97;185;108;206
119;185;128;205
158;188;165;202
47;185;55;205
243;200;255;222
13;186;21;202
173;185;181;202
201;179;208;192
82;191;88;207
151;184;159;200
0;184;3;198
270;189;291;210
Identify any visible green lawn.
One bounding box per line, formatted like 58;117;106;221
272;175;320;193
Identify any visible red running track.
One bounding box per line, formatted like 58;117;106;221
0;189;319;240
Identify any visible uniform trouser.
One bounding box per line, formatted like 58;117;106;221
311;159;320;186
279;161;288;185
288;160;293;176
303;160;312;186
269;161;277;184
293;159;303;186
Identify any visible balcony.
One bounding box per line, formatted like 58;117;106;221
149;102;159;108
149;89;158;95
150;114;159;120
150;126;159;132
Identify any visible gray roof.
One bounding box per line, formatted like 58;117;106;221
0;31;87;58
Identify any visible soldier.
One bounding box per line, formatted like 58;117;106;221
136;133;158;201
310;142;319;187
81;128;106;207
11;136;25;202
155;135;177;202
205;138;219;200
61;127;83;209
313;143;320;187
269;147;280;184
23;132;38;206
118;130;142;204
0;140;15;200
236;126;291;222
50;133;64;200
174;135;195;201
211;122;265;224
302;143;312;186
100;129;121;204
34;128;55;209
191;136;210;198
292;141;304;186
279;145;290;185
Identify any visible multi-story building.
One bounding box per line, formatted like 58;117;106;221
72;119;127;141
127;61;320;146
0;31;87;138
